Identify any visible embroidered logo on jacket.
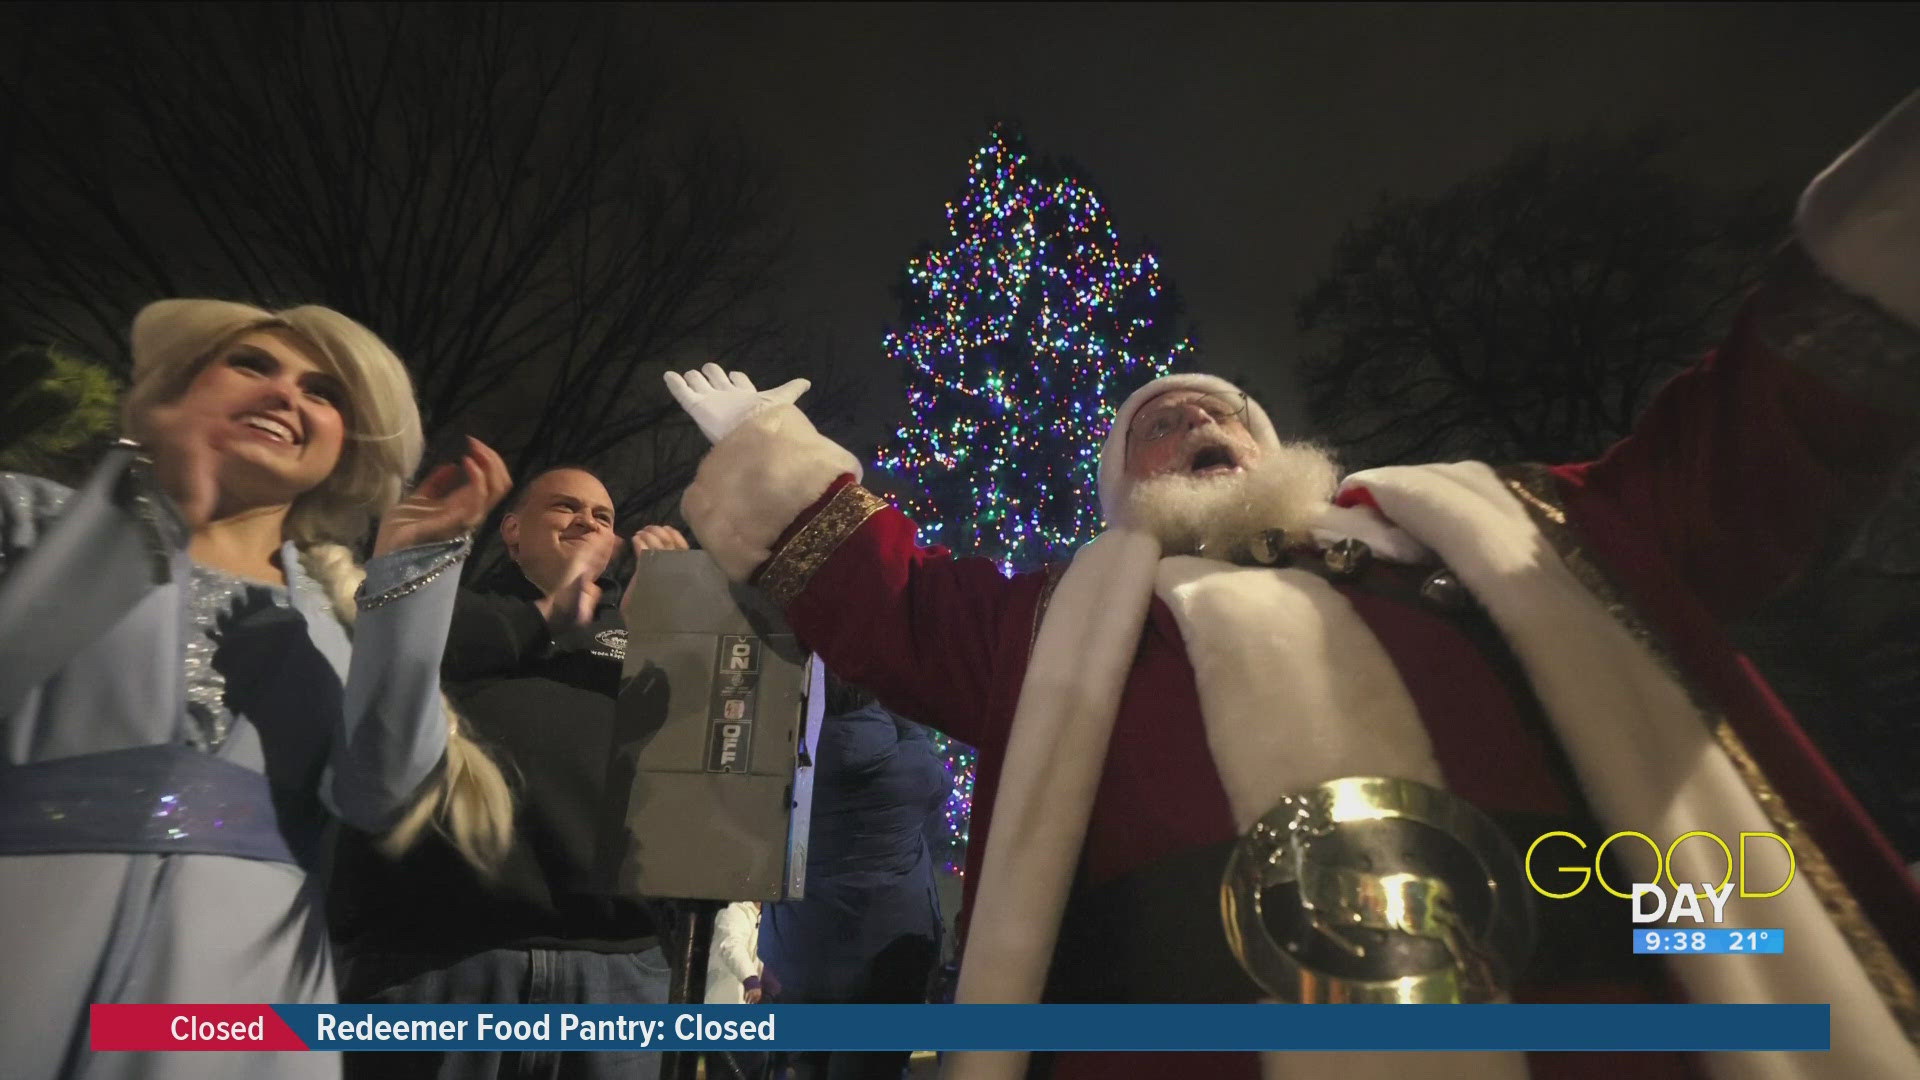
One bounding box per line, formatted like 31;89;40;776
592;628;628;661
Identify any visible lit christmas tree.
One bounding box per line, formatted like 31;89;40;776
873;125;1196;573
929;730;977;877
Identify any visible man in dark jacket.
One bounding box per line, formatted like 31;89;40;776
332;466;689;1080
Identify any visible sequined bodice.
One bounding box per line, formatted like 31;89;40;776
181;562;327;751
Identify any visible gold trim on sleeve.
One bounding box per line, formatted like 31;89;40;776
757;483;889;608
1497;462;1920;1046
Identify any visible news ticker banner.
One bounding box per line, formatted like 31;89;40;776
92;1004;1828;1053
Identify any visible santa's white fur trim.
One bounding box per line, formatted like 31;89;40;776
1349;461;1920;1080
944;528;1161;1079
1156;556;1443;828
1308;502;1433;564
1796;88;1920;329
945;517;1528;1080
680;404;861;582
1098;373;1280;523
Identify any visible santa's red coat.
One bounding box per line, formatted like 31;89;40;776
749;259;1920;1079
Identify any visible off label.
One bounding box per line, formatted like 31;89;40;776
706;635;759;773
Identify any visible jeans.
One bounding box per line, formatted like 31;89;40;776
343;945;670;1080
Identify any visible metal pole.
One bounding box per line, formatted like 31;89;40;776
661;901;720;1080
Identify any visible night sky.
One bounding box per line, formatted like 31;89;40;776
646;2;1920;442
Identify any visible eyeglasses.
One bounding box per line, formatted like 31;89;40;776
1127;391;1249;444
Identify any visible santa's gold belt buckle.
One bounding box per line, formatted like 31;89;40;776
1220;776;1535;1003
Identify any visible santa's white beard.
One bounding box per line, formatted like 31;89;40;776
1119;437;1340;556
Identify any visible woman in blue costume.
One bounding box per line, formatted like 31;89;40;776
0;299;517;1080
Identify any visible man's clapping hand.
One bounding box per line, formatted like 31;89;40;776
533;529;620;632
630;524;690;554
535;524;689;632
626;524;690;592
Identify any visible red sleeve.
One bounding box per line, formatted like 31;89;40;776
1549;268;1920;964
759;477;1037;747
1554;272;1919;622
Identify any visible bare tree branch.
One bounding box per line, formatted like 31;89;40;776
1297;129;1783;467
0;3;827;569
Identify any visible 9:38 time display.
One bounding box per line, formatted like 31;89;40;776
1633;929;1781;954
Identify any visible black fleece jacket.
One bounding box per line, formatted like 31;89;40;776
331;574;657;985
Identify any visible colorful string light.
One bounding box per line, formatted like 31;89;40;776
874;125;1195;574
929;730;977;877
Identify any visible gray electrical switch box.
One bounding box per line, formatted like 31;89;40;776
598;550;821;902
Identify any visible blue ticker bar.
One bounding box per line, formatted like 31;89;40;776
270;1003;1828;1052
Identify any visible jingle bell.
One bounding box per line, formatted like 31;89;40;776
1243;529;1290;566
1420;568;1471;610
1322;537;1372;578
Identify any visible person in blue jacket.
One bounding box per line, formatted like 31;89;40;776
759;676;948;1080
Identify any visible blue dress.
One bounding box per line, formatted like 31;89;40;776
0;448;464;1080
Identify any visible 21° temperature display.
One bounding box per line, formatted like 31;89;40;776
1634;929;1784;954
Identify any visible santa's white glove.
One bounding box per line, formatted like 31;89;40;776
1796;88;1920;328
663;363;813;444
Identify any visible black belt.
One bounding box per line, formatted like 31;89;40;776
1044;808;1666;1003
1046;838;1262;1003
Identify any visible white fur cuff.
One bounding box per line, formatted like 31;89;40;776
1796;89;1920;330
680;404;862;582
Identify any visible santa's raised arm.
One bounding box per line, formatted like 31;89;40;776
665;91;1920;1080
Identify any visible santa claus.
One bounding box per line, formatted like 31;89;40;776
665;92;1920;1080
